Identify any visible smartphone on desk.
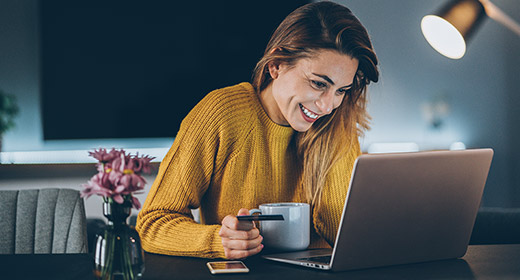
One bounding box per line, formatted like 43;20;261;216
206;261;249;274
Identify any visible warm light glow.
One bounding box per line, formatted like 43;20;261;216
421;15;466;59
367;142;419;154
450;142;467;150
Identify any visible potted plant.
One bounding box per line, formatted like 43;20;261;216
0;89;19;160
82;148;155;279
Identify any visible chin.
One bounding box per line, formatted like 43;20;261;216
290;123;312;133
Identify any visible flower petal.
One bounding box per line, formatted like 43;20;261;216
113;194;124;204
131;196;142;209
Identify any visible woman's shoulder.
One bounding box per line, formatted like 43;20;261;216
183;82;259;130
202;82;257;111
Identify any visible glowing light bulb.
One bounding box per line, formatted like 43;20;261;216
421;15;466;59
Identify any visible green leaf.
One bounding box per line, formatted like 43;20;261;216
0;89;19;135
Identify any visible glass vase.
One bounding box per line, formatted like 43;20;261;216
94;200;145;280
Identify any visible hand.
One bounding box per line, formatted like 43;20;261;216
219;208;264;259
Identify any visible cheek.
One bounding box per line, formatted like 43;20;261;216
333;96;345;109
275;78;307;104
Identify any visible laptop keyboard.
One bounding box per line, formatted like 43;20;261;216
297;255;332;264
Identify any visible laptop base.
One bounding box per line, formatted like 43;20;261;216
262;248;333;270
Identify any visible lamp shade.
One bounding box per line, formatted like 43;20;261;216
421;0;486;59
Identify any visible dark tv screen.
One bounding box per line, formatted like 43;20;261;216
41;1;308;140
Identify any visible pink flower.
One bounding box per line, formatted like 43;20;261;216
131;196;142;209
136;155;155;174
89;148;122;163
111;152;155;175
81;148;154;210
81;172;112;198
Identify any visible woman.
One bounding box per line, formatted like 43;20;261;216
136;1;379;259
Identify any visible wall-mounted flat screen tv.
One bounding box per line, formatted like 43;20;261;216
40;0;308;140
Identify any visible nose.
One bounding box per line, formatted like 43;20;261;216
314;90;334;114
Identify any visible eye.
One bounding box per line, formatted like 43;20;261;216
336;88;351;96
311;80;327;90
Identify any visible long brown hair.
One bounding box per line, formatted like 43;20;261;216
252;1;379;206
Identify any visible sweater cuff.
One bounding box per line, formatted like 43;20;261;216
211;227;226;259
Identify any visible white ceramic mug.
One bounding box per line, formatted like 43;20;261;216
250;202;310;251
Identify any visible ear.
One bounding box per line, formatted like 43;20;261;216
267;61;282;79
269;47;283;55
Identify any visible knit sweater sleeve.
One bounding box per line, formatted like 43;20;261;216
136;88;239;259
312;138;361;246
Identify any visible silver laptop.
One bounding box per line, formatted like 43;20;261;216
262;148;494;271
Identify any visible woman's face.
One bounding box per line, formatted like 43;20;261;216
261;49;359;132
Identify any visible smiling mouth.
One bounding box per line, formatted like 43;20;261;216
299;104;319;120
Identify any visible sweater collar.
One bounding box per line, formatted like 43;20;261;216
240;82;295;139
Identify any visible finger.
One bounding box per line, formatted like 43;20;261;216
221;215;237;228
224;244;264;260
236;208;258;228
221;234;263;250
221;214;254;231
219;225;260;240
236;208;255;230
237;220;254;231
237;208;250;216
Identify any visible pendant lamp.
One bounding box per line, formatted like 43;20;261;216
421;0;520;59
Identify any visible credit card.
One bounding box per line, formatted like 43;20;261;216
236;214;284;221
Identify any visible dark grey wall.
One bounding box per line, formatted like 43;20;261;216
338;0;520;207
503;1;520;207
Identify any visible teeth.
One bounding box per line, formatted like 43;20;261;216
300;104;318;119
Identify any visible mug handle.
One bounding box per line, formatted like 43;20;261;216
248;209;262;229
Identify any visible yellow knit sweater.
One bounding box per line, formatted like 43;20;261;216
136;82;360;259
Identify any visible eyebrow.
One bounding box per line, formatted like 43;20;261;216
312;73;353;88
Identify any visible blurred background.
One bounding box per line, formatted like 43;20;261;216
0;0;519;218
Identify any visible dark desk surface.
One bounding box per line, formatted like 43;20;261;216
1;244;519;280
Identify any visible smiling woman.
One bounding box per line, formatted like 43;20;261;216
259;50;358;132
136;1;379;261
